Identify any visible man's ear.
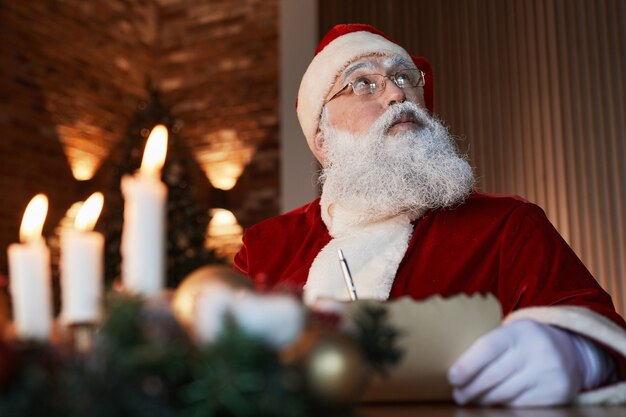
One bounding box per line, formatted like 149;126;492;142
312;129;325;164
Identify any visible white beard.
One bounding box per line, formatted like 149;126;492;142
318;101;474;225
304;102;474;305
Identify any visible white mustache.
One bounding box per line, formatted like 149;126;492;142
373;102;432;134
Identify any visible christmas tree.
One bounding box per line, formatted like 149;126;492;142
100;87;220;289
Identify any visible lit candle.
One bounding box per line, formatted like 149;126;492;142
7;194;53;341
121;124;168;296
60;192;104;324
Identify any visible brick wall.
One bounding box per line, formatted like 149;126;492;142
154;0;280;226
0;0;280;275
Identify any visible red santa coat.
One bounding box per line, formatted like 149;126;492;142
234;192;626;402
235;192;618;321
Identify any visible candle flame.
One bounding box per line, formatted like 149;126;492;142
140;124;168;177
74;192;104;231
19;194;48;243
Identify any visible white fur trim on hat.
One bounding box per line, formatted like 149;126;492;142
297;31;413;155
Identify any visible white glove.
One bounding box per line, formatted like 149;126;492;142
448;319;613;406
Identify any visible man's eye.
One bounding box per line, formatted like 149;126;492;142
352;77;376;95
395;72;412;87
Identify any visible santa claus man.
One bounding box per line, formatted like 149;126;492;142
234;23;626;406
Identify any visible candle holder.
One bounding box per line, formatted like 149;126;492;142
67;322;97;354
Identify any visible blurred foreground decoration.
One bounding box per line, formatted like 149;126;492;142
0;266;402;417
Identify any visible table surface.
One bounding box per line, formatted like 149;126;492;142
358;403;626;417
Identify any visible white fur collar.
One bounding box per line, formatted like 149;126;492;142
303;197;416;305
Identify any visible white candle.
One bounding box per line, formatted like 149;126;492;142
60;192;104;324
121;124;168;296
7;194;53;341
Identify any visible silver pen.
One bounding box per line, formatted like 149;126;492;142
338;249;358;301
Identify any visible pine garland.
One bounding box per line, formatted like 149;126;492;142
0;293;400;417
351;304;403;375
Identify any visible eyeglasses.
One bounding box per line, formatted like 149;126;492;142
325;69;425;104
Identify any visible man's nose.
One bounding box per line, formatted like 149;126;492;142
382;79;407;107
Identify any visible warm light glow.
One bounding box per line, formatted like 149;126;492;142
205;162;243;191
19;194;48;243
197;129;254;191
208;209;242;236
55;202;83;239
74;192;104;232
55;121;109;182
70;155;99;181
140;124;168;176
205;209;243;262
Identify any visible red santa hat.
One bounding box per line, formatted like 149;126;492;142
296;23;434;154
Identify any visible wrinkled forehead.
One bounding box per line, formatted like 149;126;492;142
338;54;417;84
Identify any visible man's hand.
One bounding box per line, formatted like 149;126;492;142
447;319;585;406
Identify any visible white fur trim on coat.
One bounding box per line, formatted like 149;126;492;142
297;31;412;156
504;306;626;405
303;199;414;305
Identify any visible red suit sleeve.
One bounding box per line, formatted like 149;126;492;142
497;204;621;322
233;237;249;275
498;203;626;378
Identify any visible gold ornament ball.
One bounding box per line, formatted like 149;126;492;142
305;332;368;405
172;265;253;326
